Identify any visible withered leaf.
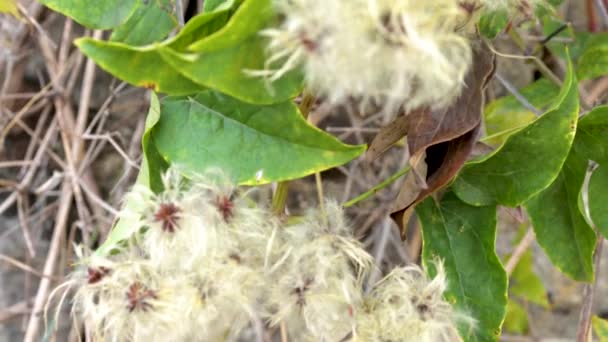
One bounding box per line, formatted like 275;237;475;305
366;112;409;162
390;41;496;235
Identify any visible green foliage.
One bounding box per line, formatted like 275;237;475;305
503;300;528;334
38;0;138;29
42;0;608;339
590;166;608;238
203;0;234;12
110;0;177;45
75;0;302;103
0;0;20;18
162;0;303;104
151;91;365;185
453;55;579;207
478;10;509;39
577;34;608;80
594;316;608;342
75;39;207;94
542;18;592;61
573;106;608;165
526;151;596;281
508;245;549;307
484;78;560;144
418;192;507;342
503;227;548;335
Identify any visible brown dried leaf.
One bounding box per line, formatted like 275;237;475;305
366;112;409;162
390;42;496;234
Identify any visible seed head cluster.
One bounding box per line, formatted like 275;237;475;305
249;0;543;118
71;167;472;341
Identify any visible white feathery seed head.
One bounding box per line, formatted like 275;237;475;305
357;259;474;341
472;0;546;13
251;0;473;117
70;166;470;341
267;201;373;341
72;256;197;341
185;253;267;340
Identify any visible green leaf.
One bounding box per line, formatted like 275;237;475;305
166;8;233;51
417;192;507;342
75;8;233;94
525;151;596;282
95;93;167;256
110;0;178;45
593;316;608;342
161;0;303;104
573;105;608;166
38;0;138;29
75;38;205;95
453;54;578;207
203;0;239;12
541;17;591;61
478;10;509;39
151;91;365;185
577;34;608;80
484;78;560;144
590;166;608;239
188;0;269;52
503;300;528;334
578;47;608;81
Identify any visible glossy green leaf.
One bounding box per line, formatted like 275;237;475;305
478;10;509;39
96;93;167;256
593;316;608;342
573;106;608;166
503;300;528;334
453;55;578;207
151;91;365;185
590;166;608;239
525;151;596;282
161;0;303;104
110;0;178;45
39;0;138;29
75;38;205;95
418;192;507;342
484;78;560;144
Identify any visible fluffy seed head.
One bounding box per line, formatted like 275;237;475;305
357;260;474;341
266;201;373;341
251;0;473;117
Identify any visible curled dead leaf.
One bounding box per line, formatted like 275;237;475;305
390;41;496;235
